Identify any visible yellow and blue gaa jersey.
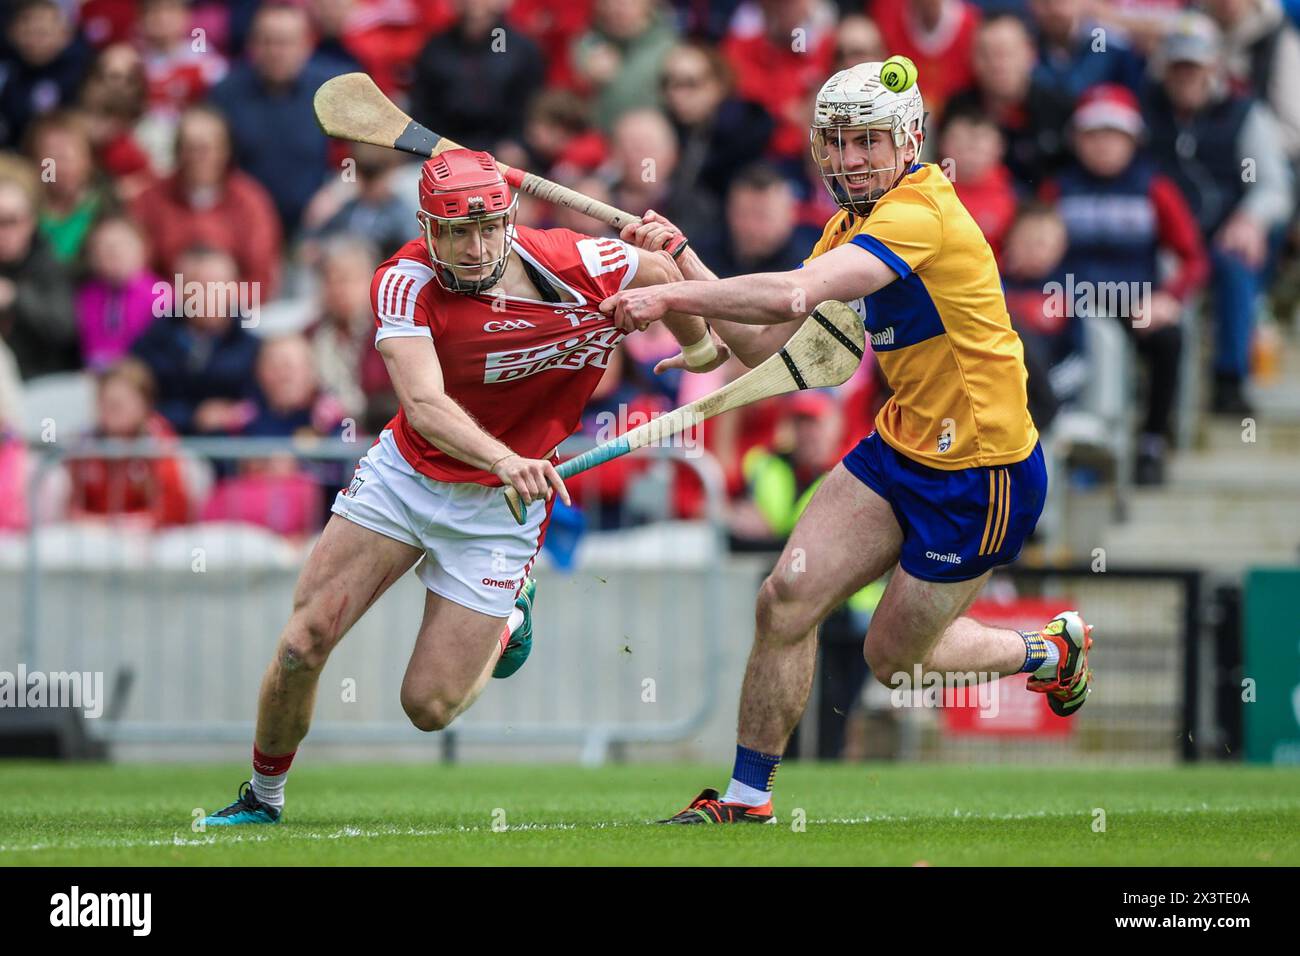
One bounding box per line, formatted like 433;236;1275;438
806;162;1038;470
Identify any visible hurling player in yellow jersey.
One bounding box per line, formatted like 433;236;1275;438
603;61;1095;825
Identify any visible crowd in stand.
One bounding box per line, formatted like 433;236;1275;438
0;0;1297;542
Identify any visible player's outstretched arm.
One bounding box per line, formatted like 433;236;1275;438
623;246;730;373
377;336;570;508
619;212;779;369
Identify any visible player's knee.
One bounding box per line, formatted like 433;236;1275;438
279;615;336;672
864;639;918;687
755;573;817;645
401;694;458;733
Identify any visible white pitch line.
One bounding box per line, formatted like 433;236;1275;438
0;804;1287;855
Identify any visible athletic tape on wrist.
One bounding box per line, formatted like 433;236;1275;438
682;332;717;368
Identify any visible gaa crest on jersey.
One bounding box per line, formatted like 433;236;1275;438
937;418;955;454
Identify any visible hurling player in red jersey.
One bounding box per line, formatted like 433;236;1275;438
201;148;727;826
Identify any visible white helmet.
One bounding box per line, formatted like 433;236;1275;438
810;61;926;216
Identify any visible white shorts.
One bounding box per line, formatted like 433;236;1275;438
331;430;550;617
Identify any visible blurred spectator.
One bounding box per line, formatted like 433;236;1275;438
0;0;91;148
129;105;282;297
521;90;607;180
660;40;775;203
1203;0;1300;163
243;334;345;439
550;171;619;236
699;163;809;277
1089;0;1190;55
340;0;455;97
509;0;595;89
1046;84;1209;483
306;0;365;77
947;12;1075;191
202;334;342;536
832;13;885;72
721;0;836;161
938;102;1016;255
77;43;155;199
130;245;261;435
870;0;981;121
609;107;721;249
1028;0;1146;101
307;236;393;432
80;0;144;49
1001;201;1082;418
65;358;190;527
1143;12;1295;413
208;2;347;233
409;0;545;151
0;338;25;532
25;109;114;264
76;215;163;370
139;0;229;118
731;389;843;542
0;155;78;379
573;0;679;131
301;143;413;261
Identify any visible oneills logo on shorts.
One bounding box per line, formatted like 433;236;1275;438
481;577;519;590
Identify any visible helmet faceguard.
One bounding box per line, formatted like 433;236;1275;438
417;149;519;295
810;62;925;218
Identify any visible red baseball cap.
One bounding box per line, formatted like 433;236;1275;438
1073;84;1143;137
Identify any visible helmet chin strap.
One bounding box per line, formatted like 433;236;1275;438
437;256;509;295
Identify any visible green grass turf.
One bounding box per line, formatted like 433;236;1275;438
1;762;1297;866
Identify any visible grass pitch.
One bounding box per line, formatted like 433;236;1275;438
1;761;1297;866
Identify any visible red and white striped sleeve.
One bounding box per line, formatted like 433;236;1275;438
574;235;640;296
371;257;437;345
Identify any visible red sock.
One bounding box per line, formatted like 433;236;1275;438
252;744;296;777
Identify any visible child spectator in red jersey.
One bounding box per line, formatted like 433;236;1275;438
938;102;1017;257
138;0;228;118
1044;84;1209;484
65;358;190;527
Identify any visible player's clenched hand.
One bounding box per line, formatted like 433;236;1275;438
492;454;571;508
620;209;684;254
600;286;670;332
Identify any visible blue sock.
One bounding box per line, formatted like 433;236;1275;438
1019;630;1058;674
722;744;781;805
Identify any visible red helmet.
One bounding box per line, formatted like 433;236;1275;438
416;148;519;293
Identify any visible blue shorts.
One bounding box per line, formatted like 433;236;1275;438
842;433;1047;583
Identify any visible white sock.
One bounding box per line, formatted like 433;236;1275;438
1032;639;1061;678
722;779;770;806
507;607;524;635
252;770;287;810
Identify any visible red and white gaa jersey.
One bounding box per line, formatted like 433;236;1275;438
370;225;640;485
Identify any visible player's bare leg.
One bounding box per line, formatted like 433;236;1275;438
738;464;900;752
864;570;1020;680
867;573;1093;714
662;464;901;823
257;517;422;752
398;590;513;732
202;516;421;826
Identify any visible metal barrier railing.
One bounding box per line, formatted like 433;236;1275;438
7;434;729;763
